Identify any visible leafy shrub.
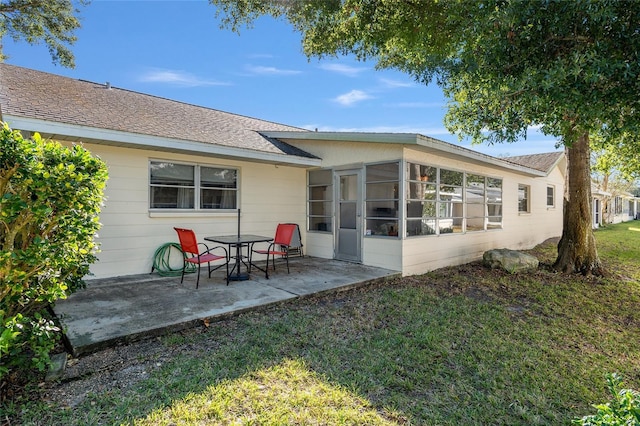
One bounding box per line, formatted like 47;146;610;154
574;373;640;425
0;123;108;378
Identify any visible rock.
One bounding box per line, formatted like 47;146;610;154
483;249;539;273
45;352;68;381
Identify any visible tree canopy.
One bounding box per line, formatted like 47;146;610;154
0;0;87;68
213;0;640;146
212;0;640;274
592;133;640;184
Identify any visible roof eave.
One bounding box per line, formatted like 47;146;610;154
4;116;321;168
545;153;566;174
413;134;547;177
263;131;547;177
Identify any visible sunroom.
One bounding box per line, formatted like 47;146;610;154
267;132;565;276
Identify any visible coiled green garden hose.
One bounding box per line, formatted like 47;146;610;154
151;242;195;276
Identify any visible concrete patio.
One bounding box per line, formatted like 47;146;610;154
53;257;399;356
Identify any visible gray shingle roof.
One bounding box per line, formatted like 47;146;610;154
504;151;565;173
0;63;317;159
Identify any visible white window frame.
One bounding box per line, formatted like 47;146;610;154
615;196;623;214
307;169;333;233
518;184;531;213
149;160;238;211
405;162;502;236
365;161;401;238
546;185;556;208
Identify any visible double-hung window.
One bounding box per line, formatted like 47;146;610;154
615;196;623;214
518;184;530;213
547;185;555;208
149;161;237;210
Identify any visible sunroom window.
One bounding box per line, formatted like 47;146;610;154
149;161;237;210
487;178;503;229
406;163;502;236
465;174;486;232
466;174;503;232
365;162;400;237
307;169;333;232
406;164;437;236
439;169;464;234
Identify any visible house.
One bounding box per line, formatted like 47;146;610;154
0;63;566;279
591;182;639;228
605;192;639;225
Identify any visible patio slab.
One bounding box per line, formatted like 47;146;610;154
53;257;399;356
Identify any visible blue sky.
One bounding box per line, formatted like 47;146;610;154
3;0;561;157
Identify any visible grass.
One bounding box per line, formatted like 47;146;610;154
6;222;640;425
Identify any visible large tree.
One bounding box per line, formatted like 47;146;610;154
0;0;87;67
211;0;640;275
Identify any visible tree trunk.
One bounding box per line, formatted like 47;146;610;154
554;131;603;275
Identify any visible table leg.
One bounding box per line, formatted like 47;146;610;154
247;242;269;279
228;243;250;281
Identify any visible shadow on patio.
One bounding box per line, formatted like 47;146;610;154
53;257;399;356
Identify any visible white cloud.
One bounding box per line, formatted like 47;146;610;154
246;65;302;75
333;90;373;106
319;63;368;77
138;69;230;87
378;77;414;88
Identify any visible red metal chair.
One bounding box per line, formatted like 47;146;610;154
250;223;297;279
174;227;229;288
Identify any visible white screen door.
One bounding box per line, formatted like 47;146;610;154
335;170;362;262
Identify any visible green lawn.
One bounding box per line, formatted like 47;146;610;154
7;222;640;425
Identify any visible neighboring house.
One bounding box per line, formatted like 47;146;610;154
607;192;638;224
0;63;566;278
591;181;639;228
